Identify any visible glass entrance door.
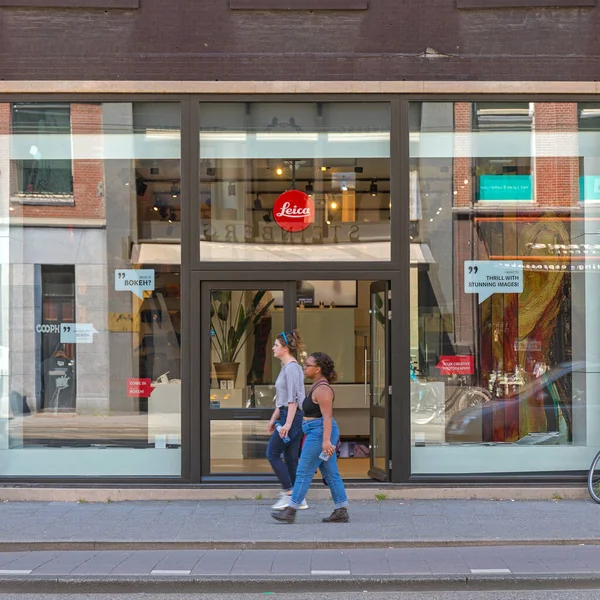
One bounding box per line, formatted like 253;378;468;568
201;282;295;475
368;281;390;481
197;278;390;480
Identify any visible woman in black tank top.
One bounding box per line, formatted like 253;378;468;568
271;352;349;524
301;379;334;419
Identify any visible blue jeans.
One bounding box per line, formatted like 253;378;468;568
289;418;348;510
266;407;304;491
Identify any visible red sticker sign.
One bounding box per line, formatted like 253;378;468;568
127;378;153;398
435;356;474;376
273;190;315;232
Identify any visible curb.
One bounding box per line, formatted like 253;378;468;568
1;539;600;551
1;573;600;593
0;486;590;502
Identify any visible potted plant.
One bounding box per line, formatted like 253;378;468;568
210;290;274;385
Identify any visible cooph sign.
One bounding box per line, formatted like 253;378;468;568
273;190;315;233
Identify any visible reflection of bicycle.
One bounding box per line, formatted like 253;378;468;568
447;384;491;413
411;381;445;425
410;367;491;425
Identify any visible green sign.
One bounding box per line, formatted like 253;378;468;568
580;176;600;201
479;175;532;202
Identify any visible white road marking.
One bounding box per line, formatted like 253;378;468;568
311;569;351;575
470;568;511;574
151;569;192;575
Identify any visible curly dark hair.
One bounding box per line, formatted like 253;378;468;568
308;352;338;383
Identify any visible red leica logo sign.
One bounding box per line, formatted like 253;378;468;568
273;190;315;232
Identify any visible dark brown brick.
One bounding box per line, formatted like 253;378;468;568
0;0;598;81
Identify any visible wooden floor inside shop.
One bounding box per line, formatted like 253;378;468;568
210;457;371;479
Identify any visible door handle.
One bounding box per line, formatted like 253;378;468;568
232;414;262;420
364;347;369;407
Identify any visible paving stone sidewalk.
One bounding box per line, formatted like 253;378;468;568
0;498;599;546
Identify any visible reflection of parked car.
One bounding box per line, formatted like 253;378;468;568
445;362;592;445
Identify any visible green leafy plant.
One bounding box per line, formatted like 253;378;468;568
210;290;274;363
375;493;388;501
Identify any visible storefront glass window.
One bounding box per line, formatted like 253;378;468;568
198;102;391;262
1;102;182;476
409;101;599;474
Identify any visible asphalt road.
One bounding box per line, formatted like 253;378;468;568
1;592;600;600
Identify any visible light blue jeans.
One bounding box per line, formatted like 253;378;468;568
289;417;348;510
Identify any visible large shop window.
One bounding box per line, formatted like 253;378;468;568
1;102;182;476
409;101;600;475
198;102;391;262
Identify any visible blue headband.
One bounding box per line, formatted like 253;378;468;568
281;331;290;345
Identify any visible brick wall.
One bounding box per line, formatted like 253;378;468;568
0;104;9;136
0;1;598;81
453;103;474;209
452;103;476;350
533;103;580;207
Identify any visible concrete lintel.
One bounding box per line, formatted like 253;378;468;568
0;81;598;95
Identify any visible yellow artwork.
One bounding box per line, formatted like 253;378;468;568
109;312;139;332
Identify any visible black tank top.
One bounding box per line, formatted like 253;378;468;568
302;381;334;418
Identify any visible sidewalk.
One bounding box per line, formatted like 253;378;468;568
0;498;599;548
1;498;600;592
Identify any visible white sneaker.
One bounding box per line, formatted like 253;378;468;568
271;493;309;510
271;492;291;510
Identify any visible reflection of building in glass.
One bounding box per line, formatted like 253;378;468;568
410;102;597;470
2;102;182;471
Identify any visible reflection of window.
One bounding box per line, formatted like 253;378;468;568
473;102;533;203
12;103;73;197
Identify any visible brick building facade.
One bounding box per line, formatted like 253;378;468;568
1;0;599;82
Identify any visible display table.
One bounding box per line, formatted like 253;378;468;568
147;381;181;446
